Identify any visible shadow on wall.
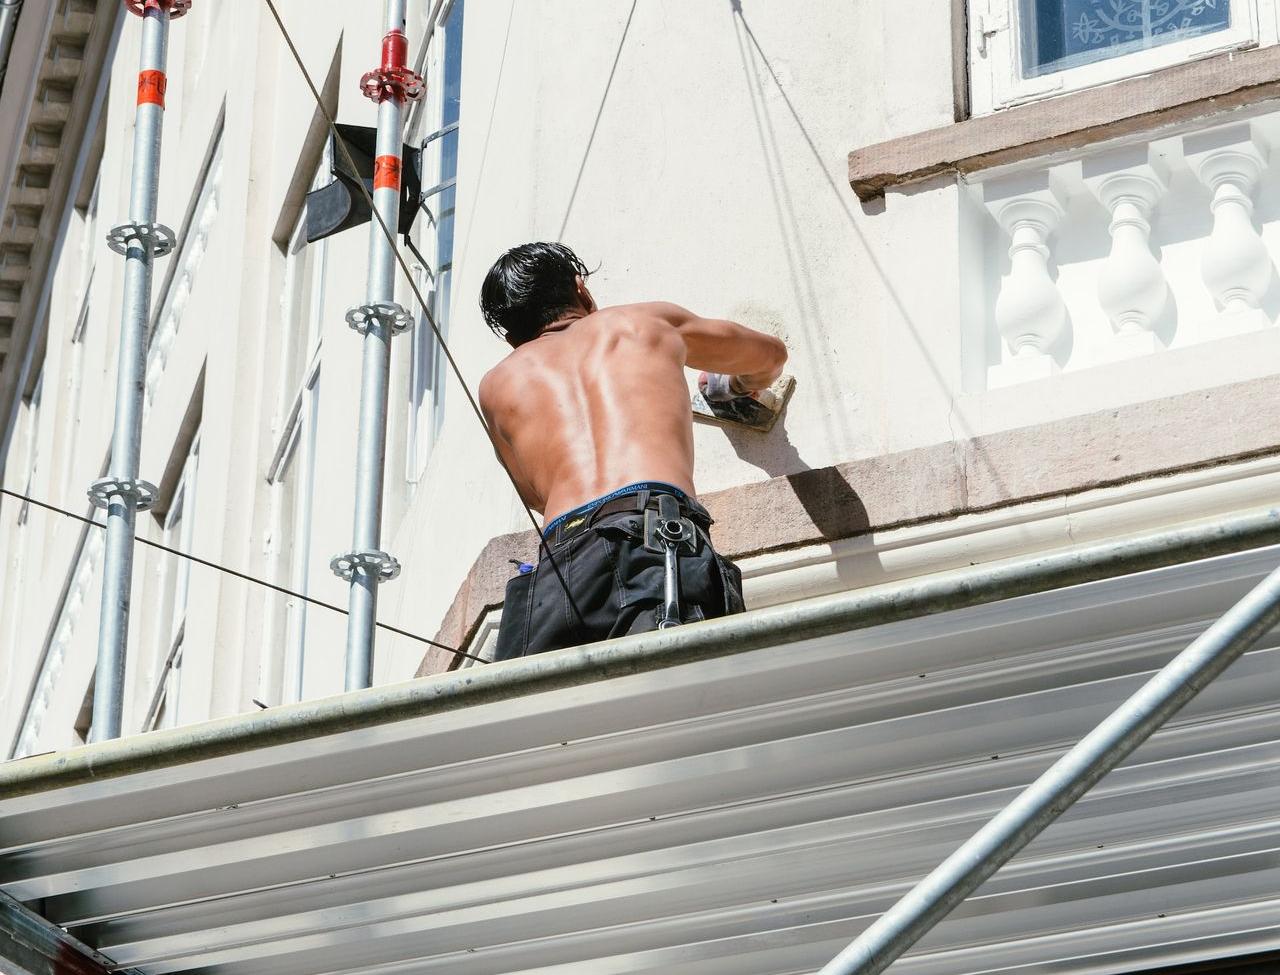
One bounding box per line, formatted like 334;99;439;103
723;422;880;594
729;1;1019;506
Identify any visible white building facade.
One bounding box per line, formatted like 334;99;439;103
1;2;1280;973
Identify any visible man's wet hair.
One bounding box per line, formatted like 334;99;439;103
480;242;591;347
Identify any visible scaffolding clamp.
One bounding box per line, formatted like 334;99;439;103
88;478;159;511
124;0;191;18
106;222;176;258
331;550;402;583
359;30;425;103
346;301;413;336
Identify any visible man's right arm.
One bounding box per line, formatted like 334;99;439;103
650;302;787;391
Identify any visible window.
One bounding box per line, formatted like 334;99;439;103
9;525;106;757
145;127;223;415
971;0;1278;113
16;369;43;527
407;0;463;481
59;284;92;503
264;150;331;704
144;431;200;732
0;369;42;723
77;173;99;297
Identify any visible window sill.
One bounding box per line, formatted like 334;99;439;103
848;45;1280;201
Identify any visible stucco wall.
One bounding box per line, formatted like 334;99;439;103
3;0;1279;755
377;0;961;679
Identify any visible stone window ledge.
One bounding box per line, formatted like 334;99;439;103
849;45;1280;202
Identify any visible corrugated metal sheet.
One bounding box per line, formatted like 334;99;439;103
2;545;1279;975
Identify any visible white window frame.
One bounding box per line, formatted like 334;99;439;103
971;0;1278;113
1;369;43;710
59;282;92;503
263;150;331;705
144;431;200;732
149;129;224;352
16;369;43;527
266;358;321;705
407;0;463;482
78;174;99;299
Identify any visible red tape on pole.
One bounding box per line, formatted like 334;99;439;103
374;155;402;192
137;70;167;107
382;30;408;72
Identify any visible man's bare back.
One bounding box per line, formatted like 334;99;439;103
479;300;786;527
477;242;786;658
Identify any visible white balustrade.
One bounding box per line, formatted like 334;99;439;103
1083;146;1169;359
1184;124;1274;336
983;173;1068;387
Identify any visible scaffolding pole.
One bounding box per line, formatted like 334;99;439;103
89;0;189;743
817;558;1280;975
331;0;424;691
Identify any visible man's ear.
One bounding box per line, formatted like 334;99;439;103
575;275;597;313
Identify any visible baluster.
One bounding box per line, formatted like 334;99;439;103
1185;124;1274;336
1083;146;1169;359
984;173;1068;387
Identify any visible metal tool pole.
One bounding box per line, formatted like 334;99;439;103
817;559;1280;975
331;0;423;691
88;0;188;743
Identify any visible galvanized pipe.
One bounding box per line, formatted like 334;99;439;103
817;558;1280;975
90;3;177;742
0;0;22;92
336;0;422;691
4;507;1278;797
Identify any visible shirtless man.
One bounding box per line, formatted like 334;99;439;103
478;242;787;660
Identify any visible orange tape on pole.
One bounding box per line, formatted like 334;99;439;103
373;155;402;192
137;70;167;107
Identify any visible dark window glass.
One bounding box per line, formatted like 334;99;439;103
1021;0;1231;77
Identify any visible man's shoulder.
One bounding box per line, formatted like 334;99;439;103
598;300;686;321
478;357;516;414
589;301;690;336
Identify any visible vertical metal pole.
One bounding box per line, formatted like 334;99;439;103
0;0;24;90
816;560;1280;975
89;0;188;743
331;0;423;691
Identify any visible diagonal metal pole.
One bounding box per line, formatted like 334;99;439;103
89;0;190;743
817;559;1280;975
330;0;424;691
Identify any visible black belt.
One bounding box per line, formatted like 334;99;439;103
552;490;710;547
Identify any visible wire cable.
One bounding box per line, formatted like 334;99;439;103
261;0;589;635
0;487;485;664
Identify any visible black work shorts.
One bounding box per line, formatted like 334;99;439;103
492;496;745;661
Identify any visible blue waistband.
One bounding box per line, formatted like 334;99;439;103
542;481;689;539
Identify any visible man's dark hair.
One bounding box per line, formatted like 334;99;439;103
480;242;591;346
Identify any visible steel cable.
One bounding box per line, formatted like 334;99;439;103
261;0;589;630
0;487;485;664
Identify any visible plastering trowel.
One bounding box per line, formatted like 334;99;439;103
692;372;795;433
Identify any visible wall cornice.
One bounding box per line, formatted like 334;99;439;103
0;0;118;480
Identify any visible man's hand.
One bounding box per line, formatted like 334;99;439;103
699;371;753;402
